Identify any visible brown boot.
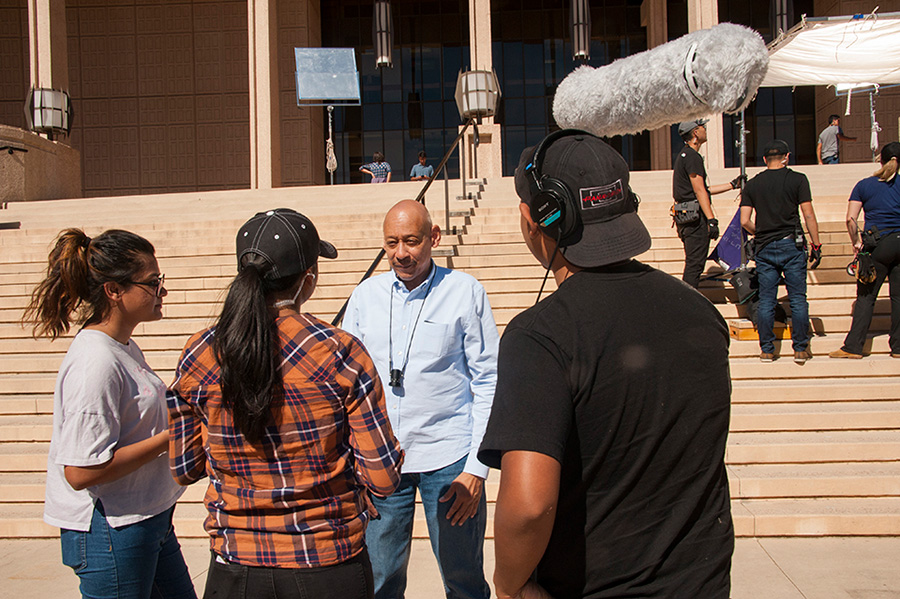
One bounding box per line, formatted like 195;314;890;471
828;349;863;359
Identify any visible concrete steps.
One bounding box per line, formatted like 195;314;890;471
1;165;897;540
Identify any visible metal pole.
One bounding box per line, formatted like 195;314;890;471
444;157;450;234
738;109;748;267
869;91;880;163
460;132;466;201
327;106;335;186
472;122;479;180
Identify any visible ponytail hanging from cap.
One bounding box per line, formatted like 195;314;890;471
214;256;303;444
875;141;900;182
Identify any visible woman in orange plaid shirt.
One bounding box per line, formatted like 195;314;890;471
168;209;403;599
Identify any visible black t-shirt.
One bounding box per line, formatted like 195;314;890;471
672;145;708;202
740;167;812;250
479;262;733;599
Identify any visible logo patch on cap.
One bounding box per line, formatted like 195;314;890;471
580;180;625;211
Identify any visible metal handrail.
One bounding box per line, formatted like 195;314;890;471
331;118;475;326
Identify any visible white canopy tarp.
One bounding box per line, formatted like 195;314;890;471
761;13;900;88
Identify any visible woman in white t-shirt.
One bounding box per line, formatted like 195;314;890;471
23;228;196;599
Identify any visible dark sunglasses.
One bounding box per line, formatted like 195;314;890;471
127;274;165;296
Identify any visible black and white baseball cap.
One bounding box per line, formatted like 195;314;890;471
236;208;337;280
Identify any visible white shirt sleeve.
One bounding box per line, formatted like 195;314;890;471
54;353;123;467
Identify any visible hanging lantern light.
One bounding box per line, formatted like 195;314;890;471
373;1;393;69
24;88;74;141
571;0;591;61
455;70;501;123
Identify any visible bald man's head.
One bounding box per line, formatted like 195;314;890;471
383;200;441;290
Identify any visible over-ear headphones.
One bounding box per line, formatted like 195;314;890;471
526;129;640;246
526;130;584;244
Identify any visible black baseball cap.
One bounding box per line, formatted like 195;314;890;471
762;139;790;157
236;208;337;280
514;132;651;268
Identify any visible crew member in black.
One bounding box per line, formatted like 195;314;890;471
672;119;743;288
740;139;821;364
480;130;734;599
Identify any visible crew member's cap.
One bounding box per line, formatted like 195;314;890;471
677;118;709;137
236;208;337;280
762;139;791;157
514;132;651;269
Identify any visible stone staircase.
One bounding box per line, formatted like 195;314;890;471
1;162;898;539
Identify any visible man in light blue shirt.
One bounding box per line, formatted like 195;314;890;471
343;200;497;599
409;151;435;181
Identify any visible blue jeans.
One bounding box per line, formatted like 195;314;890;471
822;155;839;164
366;456;489;599
756;237;810;353
60;502;196;599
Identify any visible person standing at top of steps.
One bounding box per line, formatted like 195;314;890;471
817;114;856;165
343;200;499;599
830;141;900;359
740;139;822;364
479;130;734;599
23;228;196;599
672;118;745;288
409;151;434;181
360;151;392;183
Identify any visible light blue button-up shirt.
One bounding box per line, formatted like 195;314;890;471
343;263;499;478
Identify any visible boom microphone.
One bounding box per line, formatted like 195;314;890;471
553;23;768;138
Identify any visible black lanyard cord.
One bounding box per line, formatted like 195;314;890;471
388;271;435;387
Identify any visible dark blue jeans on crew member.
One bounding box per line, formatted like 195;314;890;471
756;236;810;354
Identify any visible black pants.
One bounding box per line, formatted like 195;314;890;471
677;214;710;289
842;231;900;354
202;548;374;599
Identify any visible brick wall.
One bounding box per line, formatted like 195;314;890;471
66;0;251;197
0;1;29;131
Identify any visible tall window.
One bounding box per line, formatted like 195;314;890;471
492;0;650;175
321;0;469;184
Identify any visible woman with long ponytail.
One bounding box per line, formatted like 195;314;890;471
168;209;402;599
829;142;900;359
24;228;195;599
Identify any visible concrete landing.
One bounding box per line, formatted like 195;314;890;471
2;537;898;599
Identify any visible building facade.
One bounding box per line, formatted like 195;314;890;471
2;0;897;198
